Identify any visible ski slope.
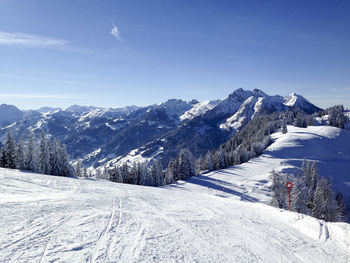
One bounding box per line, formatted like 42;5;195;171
0;126;350;262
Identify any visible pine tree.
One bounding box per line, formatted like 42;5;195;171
310;161;319;190
58;144;73;176
214;150;225;170
306;188;314;210
136;162;142;185
281;119;287;134
335;192;345;221
4;129;17;169
38;130;51;174
195;156;203;174
0;148;6;168
165;159;176;184
204;151;214;171
312;178;337;222
139;162;151;186
151;160;163;186
16;136;25;170
83;167;88;178
290;183;307;214
74;159;82;177
177;148;195;180
102;166;109;180
49;140;60;176
302;159;312;188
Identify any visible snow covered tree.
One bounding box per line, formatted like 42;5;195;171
176;148;195;180
121;162;130;183
214;150;225;170
4;129;17;169
136;162;142;185
270;170;288;209
16;136;25;170
281;119;287;134
95;168;102;178
306;188;314;210
49;140;60;176
165;159;176;184
38;130;51;174
74;159;82;177
0;148;6;168
110;165;123;183
195;156;203;174
139;162;152;186
102;166;109;180
290;182;307;214
151;160;163;186
312;178;337;222
58;143;73;176
204;151;214;171
335;192;346;221
310;161;319;190
302;159;312;188
82;167;88;178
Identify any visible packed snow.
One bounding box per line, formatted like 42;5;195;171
0;126;350;262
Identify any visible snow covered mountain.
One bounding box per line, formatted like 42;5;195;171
0;125;349;262
0;104;23;126
0;89;321;169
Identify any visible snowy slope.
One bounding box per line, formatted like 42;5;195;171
1;169;350;263
179;100;220;121
184;125;350;204
1;125;350;263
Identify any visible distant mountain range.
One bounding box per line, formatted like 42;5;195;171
0;89;322;169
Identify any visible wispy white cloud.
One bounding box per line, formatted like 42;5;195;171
0;32;69;48
110;22;123;42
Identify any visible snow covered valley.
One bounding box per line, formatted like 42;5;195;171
1;126;350;262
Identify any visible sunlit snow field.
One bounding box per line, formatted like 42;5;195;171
0;126;350;262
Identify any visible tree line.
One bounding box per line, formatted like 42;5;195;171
271;160;346;222
76;147;196;187
0;129;73;176
100;113;282;187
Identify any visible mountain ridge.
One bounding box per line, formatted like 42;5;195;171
0;89;322;170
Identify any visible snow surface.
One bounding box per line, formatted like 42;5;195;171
180;100;220;121
1;126;350;262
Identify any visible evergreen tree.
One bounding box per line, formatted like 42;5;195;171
312;178;337;222
281;119;287;134
335;192;345;221
310;161;319;190
151;160;163;186
214;150;225;170
195;156;203;174
58;144;73;176
16;136;25;170
177;148;195;180
139;162;151;186
122;162;129;183
74;159;82;177
165;159;176;184
38;130;51;174
4;129;17;169
290;182;307;214
306;188;314;210
0;148;6;168
204;151;214;171
49;140;60;176
83;167;88;178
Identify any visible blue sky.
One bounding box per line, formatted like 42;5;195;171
0;0;349;109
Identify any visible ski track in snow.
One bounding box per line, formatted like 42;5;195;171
0;126;350;262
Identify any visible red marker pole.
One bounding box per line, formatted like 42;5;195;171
286;182;293;211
